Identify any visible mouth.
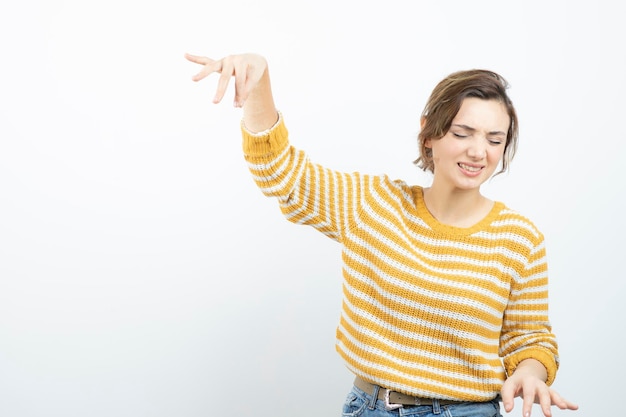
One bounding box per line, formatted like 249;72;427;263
458;162;483;173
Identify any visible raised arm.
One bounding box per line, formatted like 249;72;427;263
186;51;366;242
185;53;279;132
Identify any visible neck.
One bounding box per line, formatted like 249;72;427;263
422;184;491;228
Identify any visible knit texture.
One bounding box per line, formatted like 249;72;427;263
241;115;559;401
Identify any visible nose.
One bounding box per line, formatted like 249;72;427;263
467;138;487;160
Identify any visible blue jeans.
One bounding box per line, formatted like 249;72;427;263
342;384;502;417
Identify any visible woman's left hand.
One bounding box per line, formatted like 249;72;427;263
501;359;578;416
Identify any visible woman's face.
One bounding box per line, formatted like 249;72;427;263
426;97;509;191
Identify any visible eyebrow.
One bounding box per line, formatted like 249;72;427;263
451;124;507;136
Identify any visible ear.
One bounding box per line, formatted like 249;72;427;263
421;116;434;149
421;117;433;148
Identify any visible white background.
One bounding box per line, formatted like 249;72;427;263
0;1;623;416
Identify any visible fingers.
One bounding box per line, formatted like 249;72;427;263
186;56;221;83
233;60;249;107
521;388;536;417
186;53;267;107
185;53;235;103
549;391;579;411
561;399;579;411
500;386;515;413
214;59;234;104
499;376;520;413
209;56;253;107
184;53;209;65
500;374;578;416
536;387;553;417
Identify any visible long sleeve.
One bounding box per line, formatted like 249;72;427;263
241;114;361;242
499;229;559;385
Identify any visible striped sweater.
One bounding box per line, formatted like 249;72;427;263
241;115;559;402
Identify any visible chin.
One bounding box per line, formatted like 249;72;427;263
454;178;488;191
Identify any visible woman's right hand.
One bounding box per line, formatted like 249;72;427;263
185;52;277;132
185;53;268;108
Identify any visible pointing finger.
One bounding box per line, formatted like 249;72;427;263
184;53;210;64
185;53;221;82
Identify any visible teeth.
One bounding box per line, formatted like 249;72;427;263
459;163;481;172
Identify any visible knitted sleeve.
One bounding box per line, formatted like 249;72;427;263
241;114;361;242
499;230;560;385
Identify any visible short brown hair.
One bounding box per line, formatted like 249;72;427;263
415;69;519;175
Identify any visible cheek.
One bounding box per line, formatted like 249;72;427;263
431;148;448;167
432;142;460;164
488;147;505;161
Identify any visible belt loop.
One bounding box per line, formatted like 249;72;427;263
367;384;380;410
432;399;441;414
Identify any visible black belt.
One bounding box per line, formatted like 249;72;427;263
354;376;464;409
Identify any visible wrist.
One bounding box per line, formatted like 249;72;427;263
513;358;548;382
243;67;277;132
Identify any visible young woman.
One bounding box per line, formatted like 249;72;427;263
185;52;578;417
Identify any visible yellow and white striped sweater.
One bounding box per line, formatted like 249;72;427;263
241;115;559;402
